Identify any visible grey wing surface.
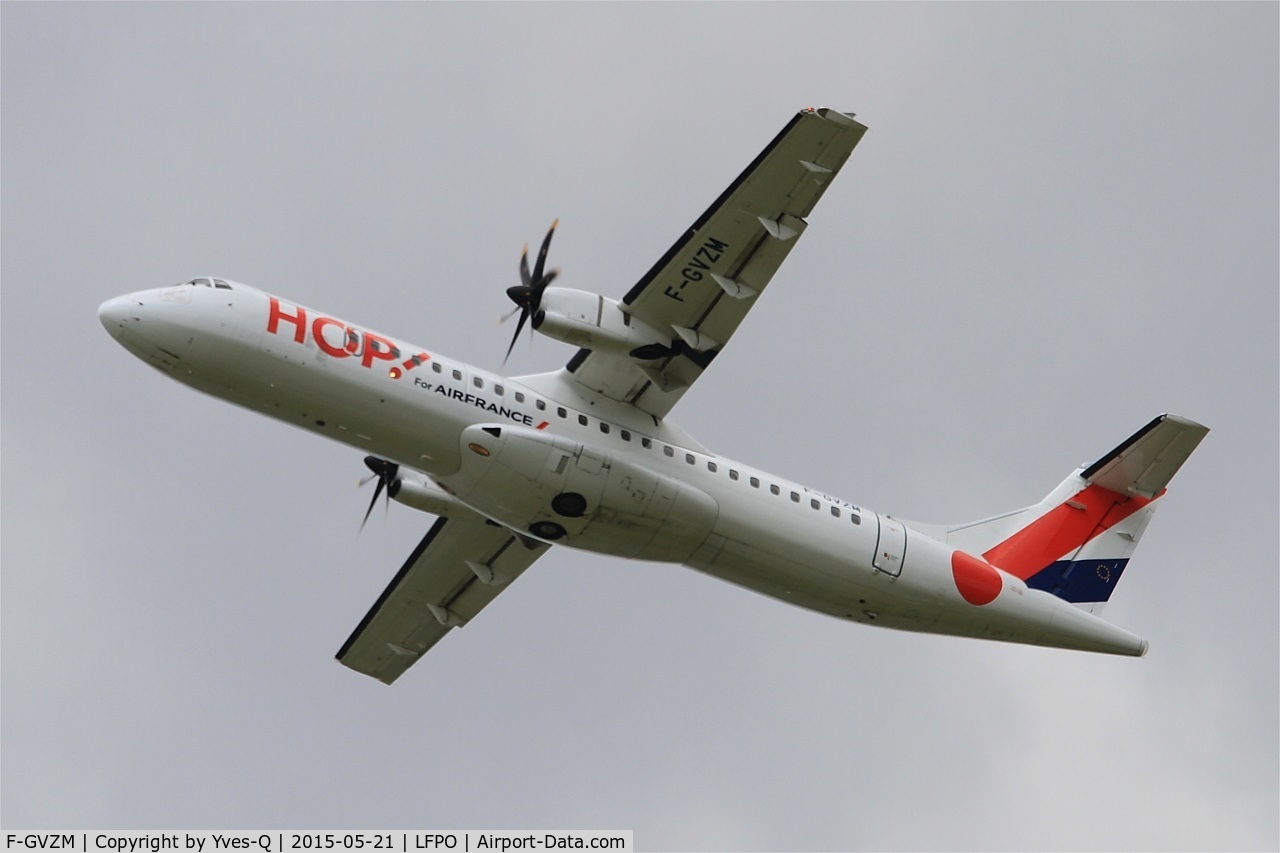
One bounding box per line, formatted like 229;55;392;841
562;108;868;419
337;515;550;684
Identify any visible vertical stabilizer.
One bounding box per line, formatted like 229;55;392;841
940;415;1208;614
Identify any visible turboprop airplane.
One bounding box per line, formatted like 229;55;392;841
99;107;1209;684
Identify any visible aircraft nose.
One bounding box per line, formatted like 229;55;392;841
98;294;136;338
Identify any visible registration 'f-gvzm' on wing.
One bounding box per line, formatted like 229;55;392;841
100;108;1209;684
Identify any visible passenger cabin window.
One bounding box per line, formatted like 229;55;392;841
557;407;567;418
811;499;820;510
831;506;841;518
641;438;652;449
536;400;546;411
473;376;484;389
600;423;610;434
494;384;504;396
770;484;780;496
729;470;740;481
452;369;462;380
750;477;760;488
685;453;695;465
514;392;525;403
707;461;717;472
432;362;442;373
851;514;862;525
578;414;588;426
791;492;800;503
663;446;674;458
621;430;632;441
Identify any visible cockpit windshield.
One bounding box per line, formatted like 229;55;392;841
182;278;233;290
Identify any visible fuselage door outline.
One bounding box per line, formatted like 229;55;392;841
873;514;907;578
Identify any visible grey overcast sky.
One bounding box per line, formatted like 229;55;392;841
3;3;1276;850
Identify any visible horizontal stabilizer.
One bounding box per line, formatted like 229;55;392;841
1082;414;1210;499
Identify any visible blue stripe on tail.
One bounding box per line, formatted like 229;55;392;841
1025;558;1130;604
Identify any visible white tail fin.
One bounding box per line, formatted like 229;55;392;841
936;415;1209;614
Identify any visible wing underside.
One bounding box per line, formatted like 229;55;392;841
337;515;550;684
562;107;868;419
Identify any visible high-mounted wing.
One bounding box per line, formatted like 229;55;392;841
337;515;549;684
563;108;868;419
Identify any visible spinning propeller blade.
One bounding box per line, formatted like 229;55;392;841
502;220;559;366
359;456;399;530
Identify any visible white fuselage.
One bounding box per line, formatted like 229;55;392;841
100;281;1148;656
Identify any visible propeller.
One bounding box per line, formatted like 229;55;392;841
501;219;559;366
358;456;399;530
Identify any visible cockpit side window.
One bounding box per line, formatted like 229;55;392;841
184;277;233;290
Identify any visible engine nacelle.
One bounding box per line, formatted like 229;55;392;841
441;423;719;562
388;474;467;517
533;287;671;357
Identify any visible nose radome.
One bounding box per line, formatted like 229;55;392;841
98;294;135;337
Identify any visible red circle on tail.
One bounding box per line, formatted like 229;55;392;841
951;551;1002;606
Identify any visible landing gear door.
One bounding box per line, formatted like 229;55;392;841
873;514;906;577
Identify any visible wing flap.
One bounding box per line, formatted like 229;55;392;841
336;516;550;684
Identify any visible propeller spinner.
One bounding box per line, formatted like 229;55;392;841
502;219;559;365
